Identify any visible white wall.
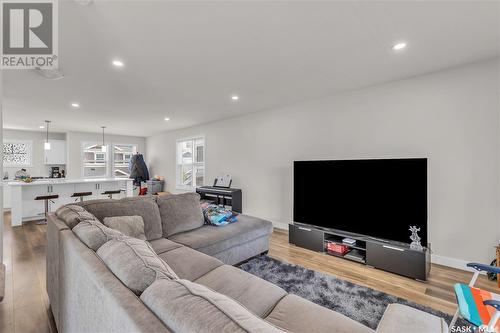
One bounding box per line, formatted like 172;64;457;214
66;131;146;179
3;129;66;179
147;59;500;266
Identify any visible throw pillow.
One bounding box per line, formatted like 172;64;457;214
97;237;178;295
103;216;146;240
73;218;123;251
55;204;90;229
157;193;204;237
78;197;163;241
141;278;286;333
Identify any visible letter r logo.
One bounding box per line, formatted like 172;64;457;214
3;2;53;54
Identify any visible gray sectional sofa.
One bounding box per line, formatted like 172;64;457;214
47;194;448;333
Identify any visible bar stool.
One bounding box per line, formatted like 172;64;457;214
102;190;122;199
34;194;59;224
71;191;93;202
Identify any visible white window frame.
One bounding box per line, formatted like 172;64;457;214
81;141;110;178
112;143;137;178
176;135;205;190
3;139;33;167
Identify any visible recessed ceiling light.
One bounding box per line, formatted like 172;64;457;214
392;42;407;51
231;95;239;101
71;102;80;108
39;125;45;129
112;59;124;67
164;117;170;121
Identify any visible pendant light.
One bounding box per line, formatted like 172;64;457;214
101;126;107;152
44;120;51;150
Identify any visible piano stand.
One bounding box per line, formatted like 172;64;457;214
195;186;242;213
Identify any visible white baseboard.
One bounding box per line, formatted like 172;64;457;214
271;221;289;231
431;254;480;273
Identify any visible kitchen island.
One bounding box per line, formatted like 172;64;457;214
8;178;134;226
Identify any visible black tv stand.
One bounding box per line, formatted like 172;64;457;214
289;223;430;280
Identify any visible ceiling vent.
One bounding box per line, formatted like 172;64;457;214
74;0;93;5
33;67;65;80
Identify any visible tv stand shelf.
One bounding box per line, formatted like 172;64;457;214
324;233;367;264
324;234;367;251
326;250;366;264
289;223;430;280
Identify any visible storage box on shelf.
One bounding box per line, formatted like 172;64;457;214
325;241;350;255
324;235;367;263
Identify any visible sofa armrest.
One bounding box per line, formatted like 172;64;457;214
376;304;448;333
46;214;70;329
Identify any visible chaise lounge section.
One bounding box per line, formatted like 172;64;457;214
47;194;448;333
77;194;272;265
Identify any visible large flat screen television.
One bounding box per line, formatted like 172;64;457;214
293;158;427;245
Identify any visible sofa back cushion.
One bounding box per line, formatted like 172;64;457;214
73;217;123;251
97;237;178;295
103;216;146;240
78;197;163;241
55;204;94;229
141;278;285;333
157;193;204;237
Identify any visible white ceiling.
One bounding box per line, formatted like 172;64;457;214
3;0;499;137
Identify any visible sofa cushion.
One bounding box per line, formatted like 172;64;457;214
149;238;184;254
211;235;270;265
375;303;448;333
141;278;285;333
97;237;178;295
78;197;163;241
265;294;375;333
103;215;146;240
169;214;273;257
55;204;92;229
157;246;223;281
73;218;123;251
157;193;204;237
195;265;286;318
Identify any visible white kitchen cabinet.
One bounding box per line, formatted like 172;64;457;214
20;184;52;220
16;183;74;221
51;183;77;208
96;181;125;199
9;178;134;226
44;140;66;165
74;182;99;200
3;184;11;210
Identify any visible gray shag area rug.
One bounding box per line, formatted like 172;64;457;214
239;255;469;330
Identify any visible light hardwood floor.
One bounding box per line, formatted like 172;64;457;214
0;212;497;333
1;213;56;333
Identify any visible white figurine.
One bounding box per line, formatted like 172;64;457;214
409;226;423;251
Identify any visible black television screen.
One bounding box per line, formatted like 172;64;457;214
293;158;427;245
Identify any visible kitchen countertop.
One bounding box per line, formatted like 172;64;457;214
6;178;133;186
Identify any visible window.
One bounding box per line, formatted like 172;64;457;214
176;137;204;189
82;142;109;178
3;140;32;167
113;144;136;177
